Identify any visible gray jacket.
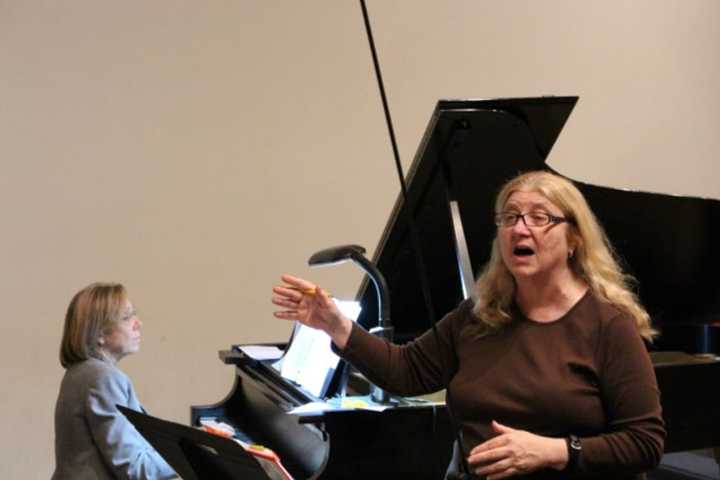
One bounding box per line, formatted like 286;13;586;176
52;358;176;480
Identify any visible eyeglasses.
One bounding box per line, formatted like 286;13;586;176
121;309;138;322
494;211;574;228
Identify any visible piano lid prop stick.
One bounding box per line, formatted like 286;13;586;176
359;1;471;476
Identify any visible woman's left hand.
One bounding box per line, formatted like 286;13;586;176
467;421;568;479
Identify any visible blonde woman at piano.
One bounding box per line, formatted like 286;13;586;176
273;170;665;479
52;282;176;480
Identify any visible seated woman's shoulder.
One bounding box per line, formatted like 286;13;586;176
68;358;128;387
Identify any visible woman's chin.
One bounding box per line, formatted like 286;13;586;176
508;263;537;278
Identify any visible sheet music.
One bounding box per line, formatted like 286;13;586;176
273;299;361;398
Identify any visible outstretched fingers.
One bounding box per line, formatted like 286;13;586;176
281;274;317;291
274;309;299;320
272;274;344;332
272;295;298;309
272;285;303;302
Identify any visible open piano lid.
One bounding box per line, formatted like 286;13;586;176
355;96;720;353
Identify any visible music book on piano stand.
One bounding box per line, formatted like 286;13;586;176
119;405;293;480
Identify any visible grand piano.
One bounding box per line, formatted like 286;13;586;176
192;97;720;479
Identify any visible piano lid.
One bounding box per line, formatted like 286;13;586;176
355;96;577;340
355;96;720;351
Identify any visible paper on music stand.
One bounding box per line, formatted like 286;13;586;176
273;299;360;398
239;345;284;361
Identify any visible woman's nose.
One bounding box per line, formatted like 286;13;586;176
511;217;531;234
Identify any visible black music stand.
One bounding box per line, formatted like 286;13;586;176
118;406;272;480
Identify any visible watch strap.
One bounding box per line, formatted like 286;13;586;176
565;434;582;471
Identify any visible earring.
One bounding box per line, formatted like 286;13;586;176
568;250;574;259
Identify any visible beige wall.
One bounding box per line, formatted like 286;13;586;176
1;1;718;478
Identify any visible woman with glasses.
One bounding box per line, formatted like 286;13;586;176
52;283;176;480
273;171;665;479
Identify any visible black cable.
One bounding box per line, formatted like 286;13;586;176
358;2;471;477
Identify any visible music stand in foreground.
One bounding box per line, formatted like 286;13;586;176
119;405;272;480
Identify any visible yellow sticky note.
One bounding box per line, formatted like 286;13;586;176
341;398;368;409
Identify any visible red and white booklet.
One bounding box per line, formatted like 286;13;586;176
234;440;294;480
199;420;293;480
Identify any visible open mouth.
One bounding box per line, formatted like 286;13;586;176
513;246;535;257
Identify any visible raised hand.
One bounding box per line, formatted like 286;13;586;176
272;274;353;349
467;421;567;479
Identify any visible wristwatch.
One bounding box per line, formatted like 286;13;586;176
565;434;582;471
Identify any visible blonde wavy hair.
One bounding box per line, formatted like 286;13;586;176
472;171;656;341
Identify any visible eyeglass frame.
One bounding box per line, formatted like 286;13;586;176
494;211;575;228
120;308;138;322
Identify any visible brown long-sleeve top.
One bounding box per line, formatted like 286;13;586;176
339;291;665;479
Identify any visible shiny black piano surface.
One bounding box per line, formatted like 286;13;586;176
193;97;720;479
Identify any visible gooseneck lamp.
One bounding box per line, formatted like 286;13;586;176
308;244;393;404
